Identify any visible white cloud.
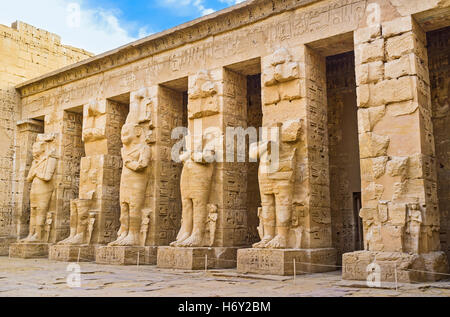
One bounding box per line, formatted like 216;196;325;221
0;0;142;54
158;0;216;16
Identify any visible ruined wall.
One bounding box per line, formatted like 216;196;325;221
428;26;450;261
327;52;362;262
0;21;92;239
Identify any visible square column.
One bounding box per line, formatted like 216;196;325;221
343;16;449;283
237;46;336;276
0;120;43;255
158;68;249;269
51;99;128;262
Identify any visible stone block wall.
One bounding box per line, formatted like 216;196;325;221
0;21;92;241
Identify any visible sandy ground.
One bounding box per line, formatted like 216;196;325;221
0;257;449;297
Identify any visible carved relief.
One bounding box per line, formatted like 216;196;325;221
262;48;301;106
83;99;107;143
188;70;219;119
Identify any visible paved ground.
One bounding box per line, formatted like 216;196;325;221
0;257;449;297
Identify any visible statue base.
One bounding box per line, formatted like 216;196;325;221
342;250;449;283
237;248;337;276
9;243;50;259
95;246;157;265
0;237;17;256
157;247;239;270
49;245;96;262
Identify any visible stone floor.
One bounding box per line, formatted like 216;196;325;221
0;257;449;297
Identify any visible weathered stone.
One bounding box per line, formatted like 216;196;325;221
49;245;96;262
342;251;449;283
95;246;157;265
9;243;50;259
157;247;238;270
237;248;337;276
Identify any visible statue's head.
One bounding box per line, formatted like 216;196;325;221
121;124;142;145
32;141;46;159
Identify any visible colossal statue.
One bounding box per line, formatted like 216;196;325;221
109;123;151;246
250;120;302;249
170;131;218;247
20;134;57;243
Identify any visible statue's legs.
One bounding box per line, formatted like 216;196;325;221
253;193;276;248
178;190;209;247
109;202;129;246
170;197;193;246
69;200;90;245
58;200;79;245
266;181;293;249
20;207;37;242
114;192;145;246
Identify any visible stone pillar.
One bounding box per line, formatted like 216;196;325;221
95;90;159;265
237;46;337;276
343;16;449;283
51;99;128;262
158;68;248;269
0;119;43;255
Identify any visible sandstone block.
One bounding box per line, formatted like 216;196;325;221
237;248;337;276
356;61;384;85
382;16;414;38
356;39;385;65
342;250;449;283
354;25;382;45
0;237;16;256
95;246;157;265
9;243;50;259
157;247;238;270
49;245;96;262
386;32;427;62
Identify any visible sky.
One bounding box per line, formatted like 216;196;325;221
0;0;245;54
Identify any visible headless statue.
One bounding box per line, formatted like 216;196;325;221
170;132;217;247
20;138;57;243
250;120;301;249
109;124;151;246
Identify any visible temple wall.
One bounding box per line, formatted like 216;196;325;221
0;21;92;245
7;0;450;278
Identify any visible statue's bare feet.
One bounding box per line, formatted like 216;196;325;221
108;233;127;246
252;235;274;248
115;233;139;246
170;232;190;247
58;236;75;245
19;234;33;243
178;234;203;247
67;234;85;245
265;235;287;249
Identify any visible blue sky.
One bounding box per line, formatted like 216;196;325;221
0;0;244;54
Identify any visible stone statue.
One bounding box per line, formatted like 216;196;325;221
250;120;301;249
406;203;422;254
109;123;151;246
44;212;54;242
58;196;94;245
170;131;218;247
140;208;152;247
206;204;218;247
20;134;57;243
83;99;106;143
